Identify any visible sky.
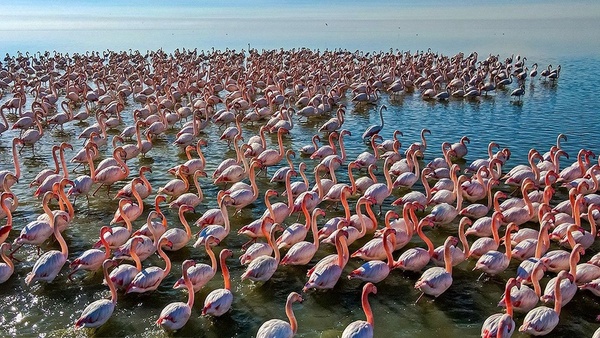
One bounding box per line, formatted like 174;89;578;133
0;0;599;56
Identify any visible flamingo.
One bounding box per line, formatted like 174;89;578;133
361;105;386;140
348;228;396;283
519;271;573;335
415;236;458;302
0;138;23;191
341;282;377;338
499;261;545;313
74;259;119;329
256;292;304;338
0;192;15;243
194;195;231;247
481;278;518;338
157;165;189;199
202;249;234;317
159;205;194;251
173;236;219;292
540;243;585;307
474;223;519;278
126;237;173;294
431;217;471;267
25;213;69;285
276;193;314;249
280;208;326;266
110;178;145;225
68;226;112;280
156;260;196;331
0;242;14;283
363;157;393;213
395;218;435;272
114;166;153;200
106;237;143;291
89;146;130;196
241;217;281;283
450;136;470;160
304;229;348;292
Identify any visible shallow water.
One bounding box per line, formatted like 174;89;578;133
0;51;599;338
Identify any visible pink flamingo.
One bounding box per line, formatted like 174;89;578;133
256;292;304;338
348;228;396;283
281;208;326;266
97;199;135;249
173;236;219;292
107;237;143;291
276;193;313;249
395;218;436;272
157;165;190;199
256;127;288;172
202;249;234;316
474;223;519;278
0;192;15;244
126;237;173;294
156;260;196;331
89;146;130;196
160;205;194;251
481;278;518;338
114;166;153;200
519;271;573;335
241;217;281;282
29;145;60;187
74;259;119;329
0;138;23;190
193;195;231;247
0;242;14;283
499;261;545;313
431;217;471;267
169;170;206;209
540;243;585;307
33;142;72;197
341;282;377;338
415;236;458;302
304;230;349;292
25;213;69;285
110;178;144;224
68;226;112;280
363;157;393;213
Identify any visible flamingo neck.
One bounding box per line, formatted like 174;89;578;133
588;206;598;237
115;152;130;178
311;212;320;248
443;240;453;274
347;165;356;195
554;276;564;314
568;250;581;278
221;202;230;234
104;263;118;304
284;171;294;214
135;123;143;150
504;228;513;261
368;165;378;183
51;147;60;173
197;143;206;167
371;137;379;159
341;192;351;220
301;198;311;230
12;139;20;179
362;288;375;326
504;282;514;317
365;202;377;231
265;193;275;219
158;245;171;278
493;193;502;213
315;169;324;199
417;223;434;256
180;209;192;239
205;239;217;274
286;297;298;334
276;131;285;160
184;267;195;307
458;220;469;256
383;231;395;268
221;254;231;290
268;226;280;263
1;245;13;271
534;224;548;258
338;133;347;161
101;233;111;259
383;159;393;194
54;218;68;258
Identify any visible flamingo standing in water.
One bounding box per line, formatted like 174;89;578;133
68;226;112;280
280;208;325;266
25;213;69;285
107;237;143;291
241;217;281;283
159;204;194;251
341;282;378;338
173;236;219;292
156;260;196;331
202;249;234;317
126;237;173;293
519;271;573;335
304;229;349;292
474;223;519;278
481;278;518;338
415;236;458;302
362;105;386;140
348;228;396;283
256;292;304;338
0;242;14;283
75;259;119;329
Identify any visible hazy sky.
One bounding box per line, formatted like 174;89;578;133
1;0;598;56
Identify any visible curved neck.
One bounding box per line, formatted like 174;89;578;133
131;245;142;270
205;239;218;274
356;202;367;237
179;209;192;239
221;254;231;290
184;268;194;307
158;244;172;278
443;240;453;274
417;223;434;256
51;147;60;173
220;202;230;234
104;263;118;304
504;282;514;317
338;133;347;161
286;298;298;335
362;289;374;326
268;226;280;263
504;227;513;261
458;220;469;255
301;197;311;229
383;159;393;194
341;191;351;220
11;139;21;179
568;250;581;277
365;202;377;230
534;224;548;258
1;246;13;271
114;152;130;178
383;231;395;268
347;165;356;195
284;171;294;213
532;265;543;296
588;206;598;237
554;276;564;314
53;217;68;257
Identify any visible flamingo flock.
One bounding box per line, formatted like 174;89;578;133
0;47;596;337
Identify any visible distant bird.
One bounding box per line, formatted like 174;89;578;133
511;85;525;101
362;105;387;141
